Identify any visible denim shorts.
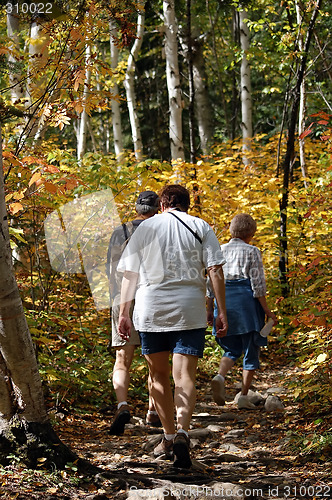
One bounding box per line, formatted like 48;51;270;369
216;332;263;370
139;329;206;358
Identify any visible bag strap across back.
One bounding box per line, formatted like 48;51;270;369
169;211;202;244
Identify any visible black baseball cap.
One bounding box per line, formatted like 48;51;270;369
136;191;159;208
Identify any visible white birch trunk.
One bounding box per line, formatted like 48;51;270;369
163;0;185;161
239;9;253;156
77;43;91;161
296;1;309;188
110;20;124;160
0;126;47;425
25;19;50;139
6;8;24;104
123;1;145;161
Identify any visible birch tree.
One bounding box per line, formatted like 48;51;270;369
239;8;253;156
77;42;92;161
25;15;50;141
110;20;124;160
123;1;145;161
6;3;24;106
163;0;185;161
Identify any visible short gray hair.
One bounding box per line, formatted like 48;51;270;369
229;213;257;239
135;204;159;215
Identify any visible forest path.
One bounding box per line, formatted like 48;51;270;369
55;351;331;499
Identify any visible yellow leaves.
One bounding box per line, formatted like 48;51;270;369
316;353;328;364
9;202;24;215
52;113;71;131
303;353;329;375
29;172;42;187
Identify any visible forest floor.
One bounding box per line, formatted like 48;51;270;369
1;349;331;499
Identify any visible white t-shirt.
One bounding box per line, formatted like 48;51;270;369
118;210;224;332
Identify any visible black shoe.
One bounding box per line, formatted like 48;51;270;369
109;404;131;435
173;433;192;469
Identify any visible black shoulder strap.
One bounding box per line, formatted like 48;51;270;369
169;212;202;244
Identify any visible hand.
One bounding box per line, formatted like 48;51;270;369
267;311;278;326
215;313;228;338
118;315;132;341
207;310;214;326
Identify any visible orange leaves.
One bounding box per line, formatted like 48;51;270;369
29;172;42;187
73;70;86;92
43;181;58;194
9;202;24;215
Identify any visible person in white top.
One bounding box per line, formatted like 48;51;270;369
208;213;277;409
118;185;227;468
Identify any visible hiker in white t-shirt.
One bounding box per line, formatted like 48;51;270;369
118;185;228;469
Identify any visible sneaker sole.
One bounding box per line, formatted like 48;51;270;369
173;440;192;469
211;378;225;406
109;410;131;435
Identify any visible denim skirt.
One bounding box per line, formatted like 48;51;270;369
213;279;266;345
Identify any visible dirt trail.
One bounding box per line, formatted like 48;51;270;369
2;354;331;499
55;354;331;499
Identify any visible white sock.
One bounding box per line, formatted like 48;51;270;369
165;433;176;441
215;374;225;382
117;401;128;409
147;410;158;415
177;429;189;437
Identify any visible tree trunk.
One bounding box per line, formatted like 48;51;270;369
25;17;50;141
192;32;214;156
163;0;185;161
0;124;83;470
186;0;196;163
206;0;230;137
239;8;253;159
296;1;309;188
77;42;91;161
6;4;24;105
110;20;124;160
279;0;322;295
123;1;145;161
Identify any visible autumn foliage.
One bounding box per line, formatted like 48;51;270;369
2;122;331;438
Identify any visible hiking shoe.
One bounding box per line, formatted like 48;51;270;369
211;375;226;406
237;395;256;410
109;404;131;435
153;437;174;460
173;433;192;469
146;412;162;427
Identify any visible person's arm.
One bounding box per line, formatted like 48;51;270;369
257;296;278;325
118;270;139;340
207;264;228;337
206;296;214;326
